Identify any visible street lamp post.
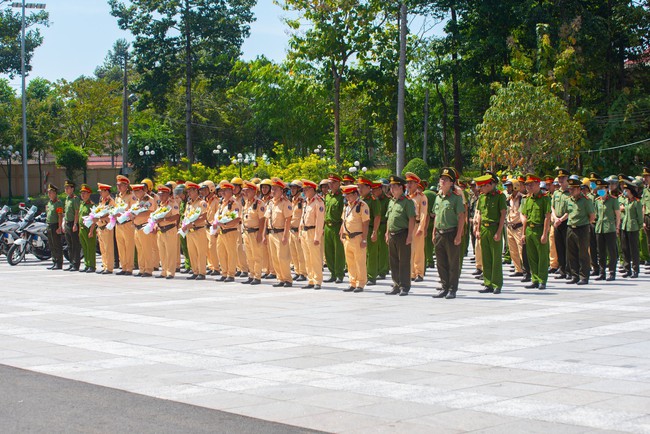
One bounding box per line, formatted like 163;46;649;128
212;145;228;167
138;145;156;179
2;146;22;202
11;1;46;202
348;160;367;175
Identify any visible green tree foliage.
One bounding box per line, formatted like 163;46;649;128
54;142;88;182
476;81;585;173
0;1;49;77
401;157;431;183
128;117;178;180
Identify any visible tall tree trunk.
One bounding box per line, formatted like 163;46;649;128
184;0;193;167
332;67;341;164
422;86;429;162
396;1;407;174
435;82;449;166
37;150;42;192
122;50;129;174
450;6;462;174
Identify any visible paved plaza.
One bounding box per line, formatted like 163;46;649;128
1;256;650;433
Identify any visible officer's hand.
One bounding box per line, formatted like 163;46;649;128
262;236;267;245
371;233;377;242
406;235;412;245
521;236;526;245
256;233;263;243
56;228;62;235
314;239;320;246
89;231;94;238
453;235;461;246
73;223;78;232
493;232;501;242
431;234;436;243
553;219;560;228
282;236;288;245
385;233;389;244
540;234;547;244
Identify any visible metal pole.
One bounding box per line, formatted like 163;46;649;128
122;51;129;174
21;0;28;201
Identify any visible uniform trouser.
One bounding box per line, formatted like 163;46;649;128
525;227;549;284
435;229;460;292
134;229;156;274
265;241;275;274
567;225;591;281
79;227;96;269
621;230;640;274
366;229;379;281
506;224;524;273
180;234;191;269
522;242;531;277
47;223;63;266
596;232;618;274
186;228;207;276
410;230;425;278
207;230;219;272
388;230;411;291
474;234;483;270
217;230;239;278
64;222;81;267
343;235;367;288
377;224;389;276
425;225;435;267
96;227;114;272
645;215;650;261
243;230;263;280
290;230;306;276
480;225;503;289
589;224;599;272
300;229;323;285
268;232;292;283
324;223;345;279
152;235;160;269
640;224;649;262
460;226;469;270
555;221;569;275
237;234;249;272
157;227;178;277
549;225;559;269
115;222;135;272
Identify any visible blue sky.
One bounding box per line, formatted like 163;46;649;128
3;0;293;90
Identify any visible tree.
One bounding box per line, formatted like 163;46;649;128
109;0;256;166
0;1;49;77
128;117;177;181
26;78;61;188
54;142;87;182
476;81;585;173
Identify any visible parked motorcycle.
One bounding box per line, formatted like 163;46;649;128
0;205;20;257
6;205;51;265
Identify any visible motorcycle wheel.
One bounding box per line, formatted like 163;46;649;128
7;244;26;266
33;249;52;261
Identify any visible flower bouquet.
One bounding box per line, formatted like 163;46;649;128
209;210;239;235
106;203;128;230
178;207;202;238
82;204;111;228
117;201;151;224
142;205;172;235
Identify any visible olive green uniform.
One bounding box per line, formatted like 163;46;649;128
477;191;507;290
566;195;595;281
376;194;390;277
64;195;81;269
552;189;571;276
386;195;415;292
595;194;618;276
46;199;64;267
433;191;465;294
521;192;551;285
78;199;97;270
324;190;345;280
363;193;381;282
621;196;643;275
423;189;437;268
642;187;650;264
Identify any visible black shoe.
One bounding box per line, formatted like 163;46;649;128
284;282;292;287
554;274;566;280
576;279;588;285
471;269;482;276
335;278;343;284
313;285;321;290
242;278;252;284
324;276;336;283
166;275;174;280
548;268;558;274
261;273;268;279
520;276;532;283
100;270;111;274
87;268;96;273
235;271;241;277
196;275;206;280
385;288;400;295
123;271;133;276
64;265;73;271
224;277;235;282
180;268;190;274
366;279;376;286
217;276;227;282
631;272;639;278
474;274;484;280
47;264;56;270
432;290;449;298
595;274;606;281
525;282;539;289
606;274;615;281
510;272;524;277
567;278;579;284
140;273;152;278
292;274;300;280
206;270;214;276
399;290;409;296
445;291;457;299
186;274;197;280
272;282;285;287
296;275;306;282
622;271;631;278
80;267;88;273
377;274;386;280
303;284;314;289
240;272;248;278
353;287;363;293
95;269;104;274
213;270;221;276
590;269;600;276
343;286;354;292
478;287;494;293
493;288;501;294
414;276;423;282
538;284;546;290
116;270;126;276
155;275;166;279
267;274;276;279
69;267;79;272
250;279;261;285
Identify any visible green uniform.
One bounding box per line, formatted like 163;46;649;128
78;199;96;270
477;190;507;290
64;195;82;268
46;199;64;267
433;190;465;293
595;194;619;276
423;189;437;268
179;199;191;270
521;192;551;284
566;194;595;281
386;194;416;291
642;187;650;263
324;190;345;280
376;194;390;277
552;189;571;275
363;193;381;281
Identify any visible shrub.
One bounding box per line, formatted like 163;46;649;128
54;142;88;182
401;158;430;182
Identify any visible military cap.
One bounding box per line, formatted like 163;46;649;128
328;173;342;182
642;167;650;176
301;179;318;189
388;175;406;186
341;185;358;194
271;177;286;189
242;180;258;190
157;185;171;194
342;174;356;183
371;181;383;189
185;182;200;190
318;179;329;187
567;178;582;188
79;184;92;194
404;172;421;183
97;183;111;191
356;176;373;186
556;167;571;177
524;174;541;184
588;172;600;182
595;179;608;187
131;184;145;191
439;167;456;182
543;175;554;182
219;180;234;190
64;180;75;188
116;175;130;185
47;183;59;192
474;174;493;186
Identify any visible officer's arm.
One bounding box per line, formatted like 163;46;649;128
406;216;415;245
542;212;551;239
57;209;64;233
74;201;79;228
314;204;324;244
589;212;596;225
615;209;621;232
455;212;465;245
282;213;291;243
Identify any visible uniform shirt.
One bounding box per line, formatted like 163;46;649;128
301;195;325;243
96;197;116;228
78;199;95;226
376;194;390;224
507;193;523;225
115;191;137;211
46;199;63;224
291;196;304;228
324;190;344;224
132;195;157;225
265;197;292;231
157;198;180;228
520;192;551;226
184;198;208;226
217;196;241;230
341;199;370;234
362;194;382;229
205;195;219;227
409;191;428;232
566;195;595;227
423;190;437;221
621;196;643;232
433;190;464;230
477;190;507;224
642;187;650;215
243;198;266;229
386;195;416;233
552;189;571;216
595;195;618;234
64;195;80;223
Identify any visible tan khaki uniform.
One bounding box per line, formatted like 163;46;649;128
290;196;306;277
300;195;325;285
506;193;524;273
265;196;292;283
115;192;136;272
205;195;220;273
409;191;428;278
96;197;116;272
185;198;208;276
157;198;180;277
242;198;266;280
216;196;242;278
342;199;370;288
133;195;157;274
235;194;249;274
261;194;274;275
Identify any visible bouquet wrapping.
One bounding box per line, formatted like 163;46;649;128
209;210;239;235
82;204;111;228
106;204;128;230
142;205;171;235
117;202;150;224
178;207;202;238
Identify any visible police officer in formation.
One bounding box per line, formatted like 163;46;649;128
37;164;649;299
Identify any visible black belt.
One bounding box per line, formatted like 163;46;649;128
528;223;541;229
96;225;108;230
220;227;238;234
268;228;284;234
134;223;146;230
482;222;497;227
290;227;299;233
302;225;316;231
65;221;75;225
436;227;457;235
569;223;589;229
188;225;205;233
244;227;259;233
48;222;59;227
509;222;523;230
325;221;341;227
343;232;362;239
159;224;176;233
389;229;407;237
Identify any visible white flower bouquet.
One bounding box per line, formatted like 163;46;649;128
142;205;172;235
82;204;111;228
178;207;202;238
